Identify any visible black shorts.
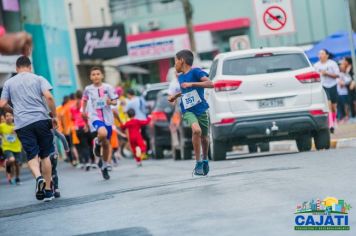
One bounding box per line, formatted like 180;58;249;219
323;86;338;104
16;120;54;161
3;150;22;164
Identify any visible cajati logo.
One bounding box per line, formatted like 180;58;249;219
294;197;351;231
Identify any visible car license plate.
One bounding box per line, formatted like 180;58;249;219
258;98;284;109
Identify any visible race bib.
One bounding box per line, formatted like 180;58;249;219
5;134;16;143
95;98;106;109
182;90;202;110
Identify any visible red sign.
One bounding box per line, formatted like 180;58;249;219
263;6;287;31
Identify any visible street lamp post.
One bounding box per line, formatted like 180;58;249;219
345;0;356;79
181;0;197;54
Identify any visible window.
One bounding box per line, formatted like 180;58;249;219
222;54;309;76
209;60;219;80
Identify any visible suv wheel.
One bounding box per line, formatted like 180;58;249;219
210;133;227;161
154;145;164;159
259;142;270;152
314;129;331;150
248;144;258;153
296;134;312;152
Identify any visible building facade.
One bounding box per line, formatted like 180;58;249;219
109;0;352;83
20;0;77;104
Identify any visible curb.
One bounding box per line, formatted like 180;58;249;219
270;138;356;152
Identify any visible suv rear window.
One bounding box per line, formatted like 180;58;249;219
222;53;309;76
145;90;161;101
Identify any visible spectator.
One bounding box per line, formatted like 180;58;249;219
314;49;340;133
337;59;352;122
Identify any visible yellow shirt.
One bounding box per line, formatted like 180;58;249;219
0;123;22;153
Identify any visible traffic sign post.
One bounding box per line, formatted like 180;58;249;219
254;0;296;37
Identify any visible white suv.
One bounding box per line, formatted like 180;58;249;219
207;47;330;161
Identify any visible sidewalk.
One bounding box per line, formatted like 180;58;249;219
331;122;356;148
271;122;356;152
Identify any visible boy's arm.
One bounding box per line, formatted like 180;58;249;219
181;77;214;89
168;92;182;103
54;129;70;152
139;116;152;126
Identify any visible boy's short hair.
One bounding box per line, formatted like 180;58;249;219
90;66;103;74
16;56;32;68
126;88;135;96
5;111;13;115
75;90;83;100
127;108;135;118
176;50;194;66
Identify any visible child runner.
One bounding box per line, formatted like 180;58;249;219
120;108;150;166
168;50;214;176
82;67;118;180
0;111;22;185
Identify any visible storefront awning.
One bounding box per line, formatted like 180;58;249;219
118;65;149;75
126;17;250;42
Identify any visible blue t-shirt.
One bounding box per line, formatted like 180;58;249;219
178;68;209;116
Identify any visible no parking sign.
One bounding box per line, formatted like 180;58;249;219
253;0;296;36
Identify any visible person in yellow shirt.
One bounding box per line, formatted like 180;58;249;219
0;111;22;184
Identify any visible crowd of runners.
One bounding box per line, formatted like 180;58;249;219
0;49;213;202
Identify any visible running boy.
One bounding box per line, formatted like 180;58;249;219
120;108;150;166
168;50;214;176
0;111;22;184
82;67;118;180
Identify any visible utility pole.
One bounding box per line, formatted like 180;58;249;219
345;0;356;80
181;0;197;53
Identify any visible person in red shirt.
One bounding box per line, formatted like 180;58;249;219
70;90;92;171
121;108;150;166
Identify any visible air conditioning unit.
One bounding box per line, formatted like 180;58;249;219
147;20;160;31
129;23;140;35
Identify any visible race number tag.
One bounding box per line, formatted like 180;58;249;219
5;134;16;143
182;90;202;110
95;98;106;109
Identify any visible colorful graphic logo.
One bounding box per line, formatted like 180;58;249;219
294;197;351;231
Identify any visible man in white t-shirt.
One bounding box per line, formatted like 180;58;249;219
314;49;340;133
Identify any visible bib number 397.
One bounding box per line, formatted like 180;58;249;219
95;98;106;109
182;90;201;110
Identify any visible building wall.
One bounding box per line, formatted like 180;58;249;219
20;0;77;104
64;0;120;88
111;0;349;48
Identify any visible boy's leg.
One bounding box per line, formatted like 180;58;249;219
191;123;202;162
198;113;210;160
97;127;110;162
50;155;59;190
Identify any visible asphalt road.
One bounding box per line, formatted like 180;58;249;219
0;148;355;236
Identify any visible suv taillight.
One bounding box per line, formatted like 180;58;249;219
309;110;327;116
151;111;167;122
295;72;321;83
214;80;242;92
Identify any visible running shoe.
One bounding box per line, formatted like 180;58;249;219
35;177;46;200
15;177;21;185
85;164;91;171
93;138;102;158
192;161;204;176
107;165;113;172
101;167;110;180
91;163;98;169
54;189;61;198
202;160;210;176
43;190;54;202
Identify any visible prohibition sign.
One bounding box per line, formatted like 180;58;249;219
263;6;287;31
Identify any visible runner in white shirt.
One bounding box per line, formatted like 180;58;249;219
337;59;352;122
314;49;340;133
82;67;117;180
